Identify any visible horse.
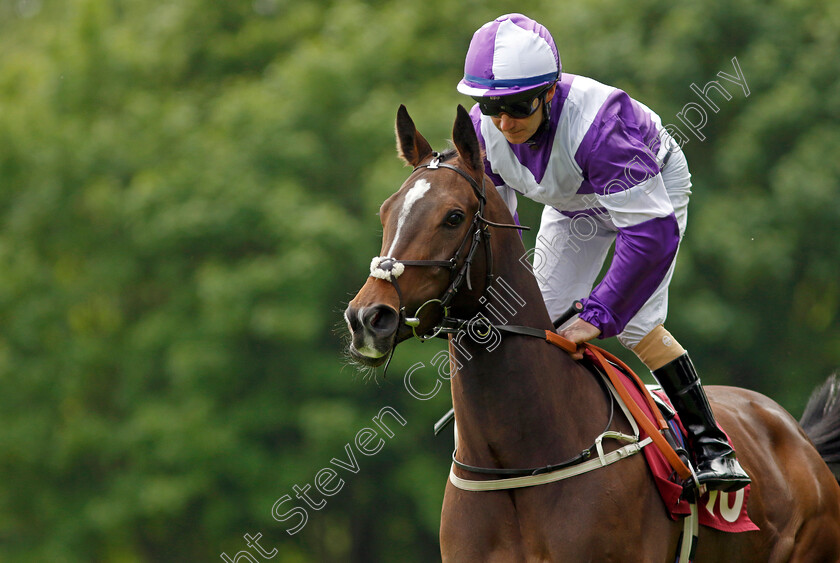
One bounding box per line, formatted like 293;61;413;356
344;104;840;561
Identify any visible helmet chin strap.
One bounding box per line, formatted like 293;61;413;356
525;93;552;146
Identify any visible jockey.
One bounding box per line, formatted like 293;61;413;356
456;13;750;492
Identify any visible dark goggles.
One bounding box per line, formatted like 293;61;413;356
474;87;548;119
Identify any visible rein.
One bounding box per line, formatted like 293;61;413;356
438;318;695;486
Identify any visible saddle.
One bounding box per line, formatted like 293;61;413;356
592;351;758;533
435;337;758;533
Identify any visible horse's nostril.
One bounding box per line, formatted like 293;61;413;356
345;306;362;333
370;310;382;326
363;305;399;337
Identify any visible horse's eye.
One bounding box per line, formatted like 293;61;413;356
444;210;465;227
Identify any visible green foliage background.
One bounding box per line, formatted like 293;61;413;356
0;0;837;560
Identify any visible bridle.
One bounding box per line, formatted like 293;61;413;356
368;151;525;344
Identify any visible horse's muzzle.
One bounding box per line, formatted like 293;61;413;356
344;304;400;366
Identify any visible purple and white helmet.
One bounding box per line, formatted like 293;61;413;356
457;14;561;98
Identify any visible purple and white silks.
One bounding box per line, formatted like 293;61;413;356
469;73;685;339
458;14;560;98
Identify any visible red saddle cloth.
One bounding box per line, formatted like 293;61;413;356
615;368;759;533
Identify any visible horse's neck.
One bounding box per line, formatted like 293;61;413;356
448;226;608;470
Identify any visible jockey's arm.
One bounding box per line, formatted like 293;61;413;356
575;117;680;340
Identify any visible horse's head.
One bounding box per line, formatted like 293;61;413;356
345;104;500;367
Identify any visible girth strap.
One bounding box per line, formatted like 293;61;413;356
569;341;693;481
449;437;653;491
459;323;693;482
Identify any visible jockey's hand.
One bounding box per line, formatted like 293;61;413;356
557;318;601;360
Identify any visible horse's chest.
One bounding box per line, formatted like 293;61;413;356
441;467;671;562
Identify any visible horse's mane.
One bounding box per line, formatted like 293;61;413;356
439;147;458;162
440;143;488;169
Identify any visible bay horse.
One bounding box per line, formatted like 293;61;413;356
344;104;840;561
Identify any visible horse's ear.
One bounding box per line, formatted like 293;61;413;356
396;105;434;166
453;105;482;173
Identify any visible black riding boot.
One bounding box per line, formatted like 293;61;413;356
653;353;751;492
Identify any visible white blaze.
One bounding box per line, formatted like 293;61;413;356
386;178;432;257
